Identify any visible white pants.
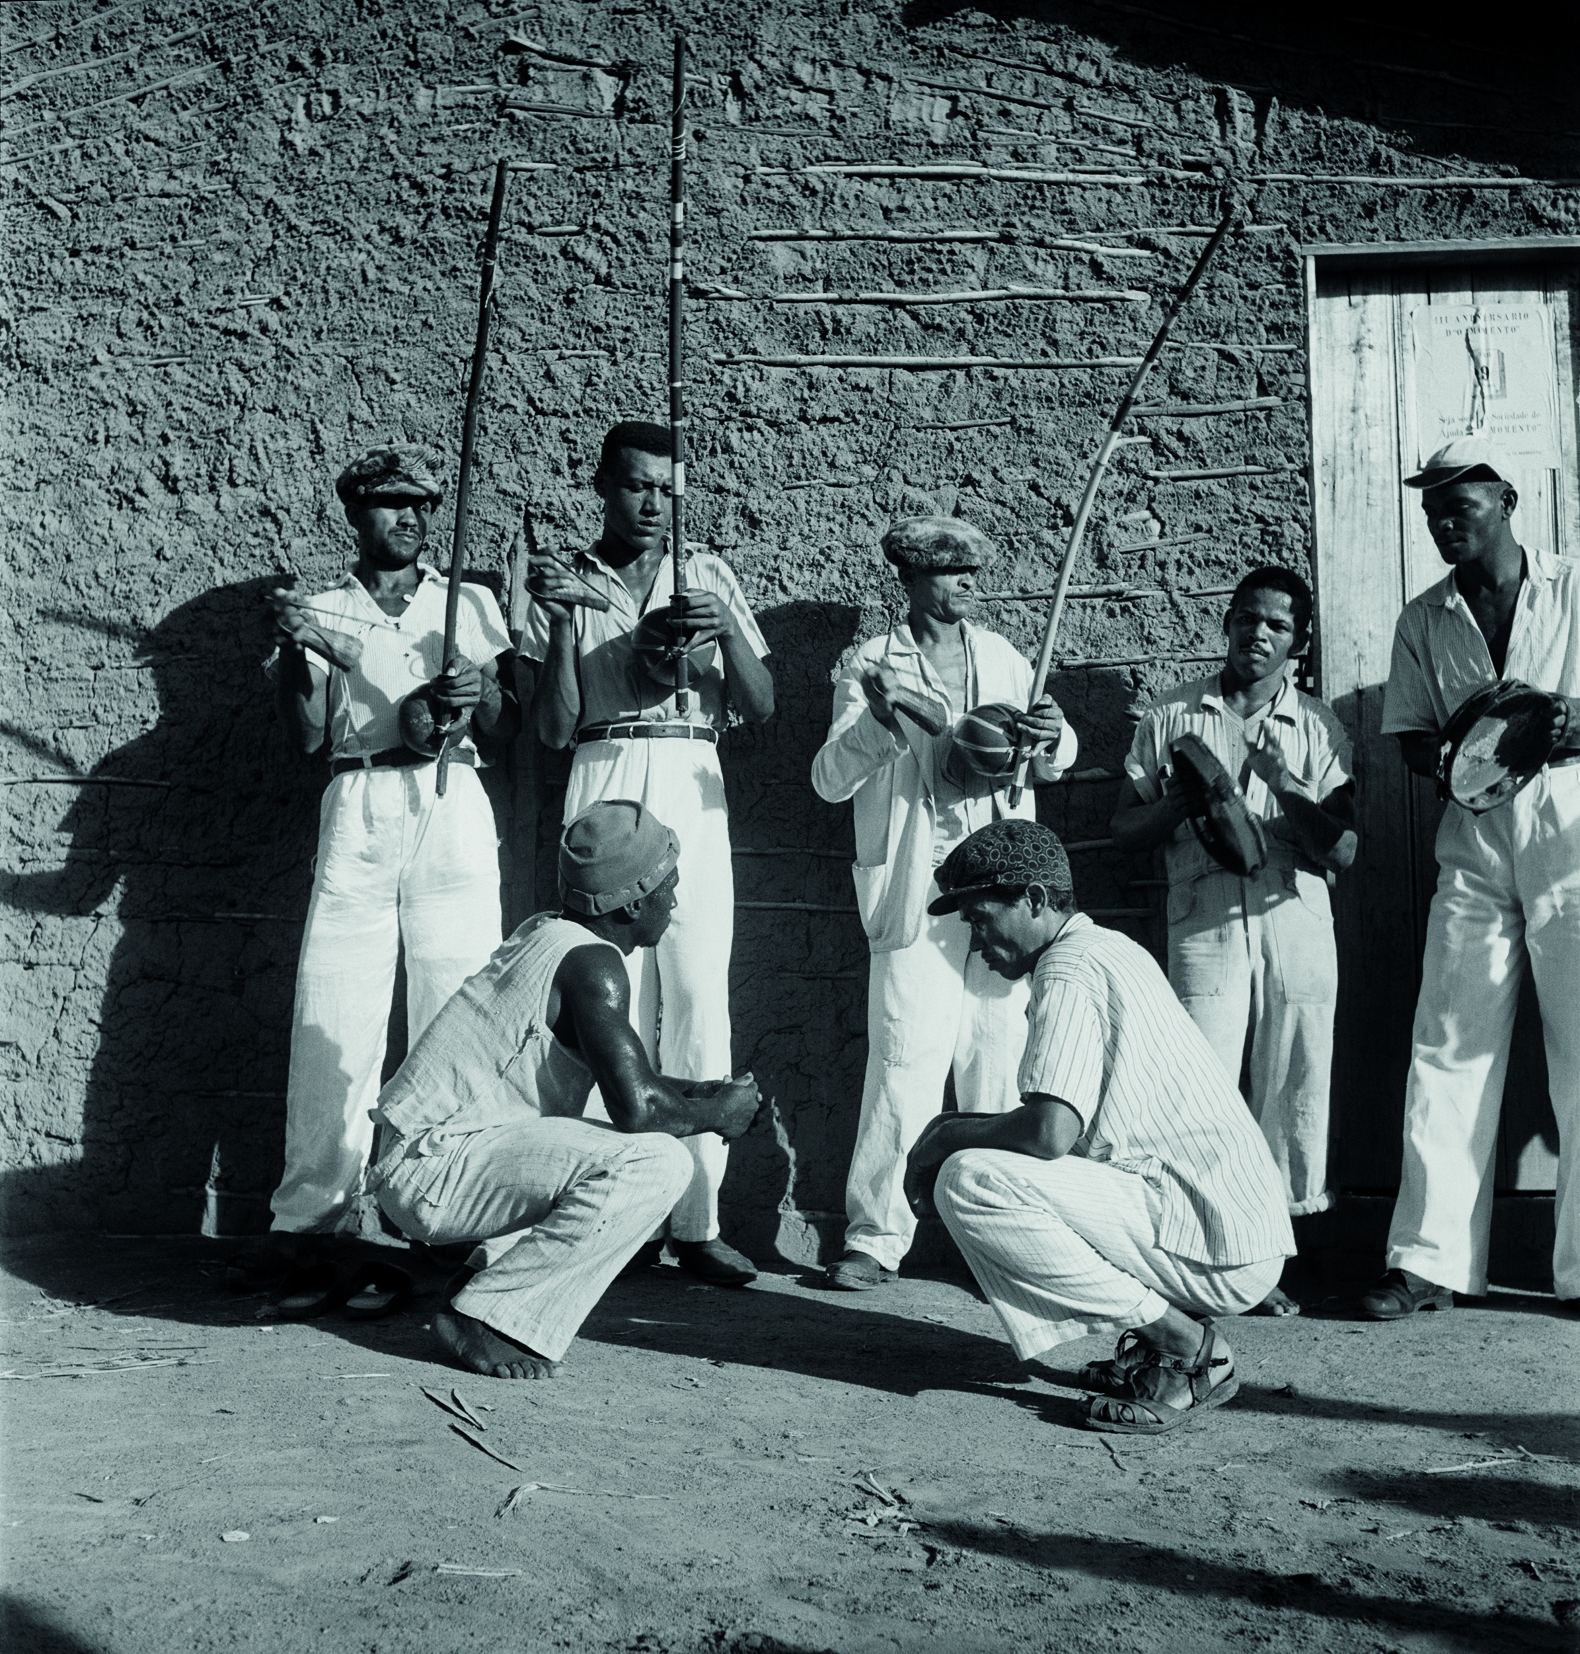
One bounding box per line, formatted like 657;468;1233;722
935;1150;1283;1360
372;1118;692;1362
564;738;734;1243
270;764;502;1233
1388;764;1580;1297
1168;866;1338;1215
845;911;1028;1271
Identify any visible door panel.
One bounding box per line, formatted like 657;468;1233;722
1310;253;1578;1192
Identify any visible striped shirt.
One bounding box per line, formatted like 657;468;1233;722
1382;546;1580;736
519;546;770;732
1019;913;1295;1267
1124;669;1352;885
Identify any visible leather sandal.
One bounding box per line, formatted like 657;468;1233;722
343;1261;415;1320
1359;1268;1453;1320
1075;1327;1157;1396
1080;1320;1239;1435
826;1250;897;1291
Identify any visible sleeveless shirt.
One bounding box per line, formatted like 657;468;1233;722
373;913;605;1141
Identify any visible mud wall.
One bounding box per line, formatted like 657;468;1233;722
3;0;1574;1243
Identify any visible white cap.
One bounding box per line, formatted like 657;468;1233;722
1404;435;1512;490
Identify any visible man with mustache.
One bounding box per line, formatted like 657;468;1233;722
1109;568;1357;1316
1362;437;1580;1319
811;516;1078;1291
247;446;518;1305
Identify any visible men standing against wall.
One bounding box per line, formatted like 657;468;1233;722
1109;568;1357;1315
811;517;1078;1291
251;446;518;1299
521;421;775;1287
1362;438;1580;1318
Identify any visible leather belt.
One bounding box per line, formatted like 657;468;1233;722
576;721;718;747
330;747;476;777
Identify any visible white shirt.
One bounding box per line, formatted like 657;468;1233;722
1382;546;1580;736
1124;669;1353;885
811;622;1079;952
1020;913;1295;1267
518;546;769;731
299;565;512;761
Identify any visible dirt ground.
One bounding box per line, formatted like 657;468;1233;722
1;1233;1575;1654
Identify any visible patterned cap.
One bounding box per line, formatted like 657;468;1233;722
927;819;1073;915
559;799;681;917
881;515;995;572
334;445;445;509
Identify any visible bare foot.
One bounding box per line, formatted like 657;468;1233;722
1250;1285;1302;1318
433;1307;558;1380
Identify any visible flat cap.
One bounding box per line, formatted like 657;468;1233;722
1404;436;1512;491
559;799;681;917
928;819;1073;916
881;515;995;572
334;445;445;509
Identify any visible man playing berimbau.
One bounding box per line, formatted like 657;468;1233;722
906;820;1295;1433
521;421;775;1288
1361;437;1580;1319
811;517;1078;1291
1110;567;1357;1315
368;800;761;1378
250;446;518;1303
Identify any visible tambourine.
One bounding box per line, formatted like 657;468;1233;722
1436;679;1569;813
1169;733;1269;878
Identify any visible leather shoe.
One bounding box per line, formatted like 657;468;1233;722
1359;1267;1454;1320
672;1238;757;1287
826;1249;896;1291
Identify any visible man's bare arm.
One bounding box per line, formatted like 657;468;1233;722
524;562;584;748
902;1095;1083;1216
1109;774;1192;854
556;945;759;1139
274;641;329;755
1396;731;1441;780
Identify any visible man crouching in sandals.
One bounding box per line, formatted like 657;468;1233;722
904;820;1294;1433
366;800;760;1379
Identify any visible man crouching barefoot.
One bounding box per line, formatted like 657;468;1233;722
367;801;760;1379
904;821;1293;1433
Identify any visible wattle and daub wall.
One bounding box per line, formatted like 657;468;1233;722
2;0;1574;1246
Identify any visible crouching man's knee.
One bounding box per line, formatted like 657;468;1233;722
933;1148;1013;1225
622;1133;694;1209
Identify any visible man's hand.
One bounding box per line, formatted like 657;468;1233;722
903;1113;964;1218
525;555;584;623
1247;725;1293;795
668;590;738;648
681;1074;761;1140
1015;693;1065;753
263;586;363;673
859;666;905;732
434;655;483;715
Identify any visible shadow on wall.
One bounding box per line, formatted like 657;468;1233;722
713;599;868;1258
0;574;511;1238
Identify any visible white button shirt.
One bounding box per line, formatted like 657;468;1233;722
1382;546;1580;735
299;564;512;761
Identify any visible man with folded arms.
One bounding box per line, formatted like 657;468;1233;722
369;800;761;1379
905;820;1293;1433
1362;437;1580;1320
523;421;774;1287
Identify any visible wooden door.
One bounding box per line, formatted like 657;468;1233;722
1309;250;1580;1191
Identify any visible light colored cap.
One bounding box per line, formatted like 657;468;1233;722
558;800;680;917
881;515;995;571
1404;436;1512;490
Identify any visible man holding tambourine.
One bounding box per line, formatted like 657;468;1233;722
1362;436;1580;1320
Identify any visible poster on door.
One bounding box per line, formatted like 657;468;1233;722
1409;303;1561;466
